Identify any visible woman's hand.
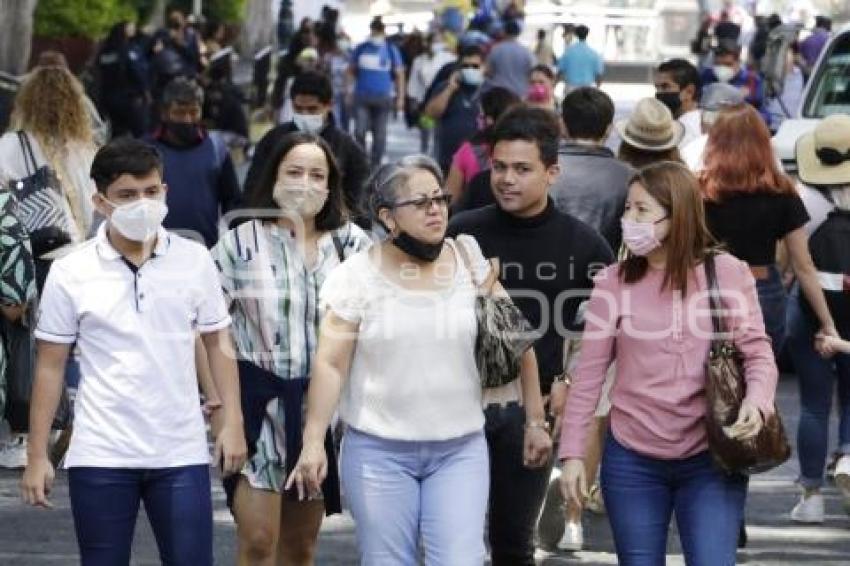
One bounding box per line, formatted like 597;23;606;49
285;441;328;501
560;458;587;509
523;424;552;468
723;400;763;441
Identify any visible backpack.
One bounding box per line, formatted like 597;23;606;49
806;208;850;338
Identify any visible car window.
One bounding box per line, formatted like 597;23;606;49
803;33;850;118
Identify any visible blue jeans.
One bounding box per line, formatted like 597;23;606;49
340;428;489;566
601;434;747;566
786;287;850;488
755;265;788;356
353;94;393;168
68;465;213;566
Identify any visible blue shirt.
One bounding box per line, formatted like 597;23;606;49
352;39;402;98
557;41;604;87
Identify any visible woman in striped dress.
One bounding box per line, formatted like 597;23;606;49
211;132;371;565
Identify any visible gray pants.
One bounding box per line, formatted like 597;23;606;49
354;94;393;168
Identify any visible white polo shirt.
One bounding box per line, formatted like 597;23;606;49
35;224;231;468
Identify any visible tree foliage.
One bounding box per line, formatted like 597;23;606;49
33;0;136;39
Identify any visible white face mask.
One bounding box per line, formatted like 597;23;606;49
293;113;325;134
107;197;168;242
713;64;736;83
461;68;484;86
273;182;328;218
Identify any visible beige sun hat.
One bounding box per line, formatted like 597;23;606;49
615;97;685;152
796;114;850;186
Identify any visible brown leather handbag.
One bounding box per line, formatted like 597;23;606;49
703;254;791;475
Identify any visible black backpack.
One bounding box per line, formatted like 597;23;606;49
805;208;850;338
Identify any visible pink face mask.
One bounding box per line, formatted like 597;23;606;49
621;217;665;256
527;84;550;102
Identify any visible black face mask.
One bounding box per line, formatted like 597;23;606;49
655;91;682;114
163;121;200;146
392;231;444;262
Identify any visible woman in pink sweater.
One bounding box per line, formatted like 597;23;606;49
559;162;778;565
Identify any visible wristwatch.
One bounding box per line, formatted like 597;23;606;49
553;372;573;387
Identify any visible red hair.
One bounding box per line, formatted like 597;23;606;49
699;104;795;200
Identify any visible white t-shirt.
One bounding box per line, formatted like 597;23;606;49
678;109;702;150
35;225;231;468
320;236;489;441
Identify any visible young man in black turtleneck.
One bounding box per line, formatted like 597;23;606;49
447;105;613;564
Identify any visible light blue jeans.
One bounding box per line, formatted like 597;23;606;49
340;428;489;566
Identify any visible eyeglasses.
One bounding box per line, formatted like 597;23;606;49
392;193;452;211
460;63;481;69
816;147;850;166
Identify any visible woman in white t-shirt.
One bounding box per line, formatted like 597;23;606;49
0;65;98;243
287;155;548;565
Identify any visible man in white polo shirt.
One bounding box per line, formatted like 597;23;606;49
20;138;246;565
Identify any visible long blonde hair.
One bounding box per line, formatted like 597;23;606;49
10;65;94;157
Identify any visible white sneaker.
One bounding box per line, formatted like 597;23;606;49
0;434;27;469
557;520;584;551
790;491;824;524
834;455;850;514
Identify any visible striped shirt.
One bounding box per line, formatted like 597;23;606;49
212;220;372;379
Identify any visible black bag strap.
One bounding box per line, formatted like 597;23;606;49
331;232;346;263
16;131;38;177
704;253;726;337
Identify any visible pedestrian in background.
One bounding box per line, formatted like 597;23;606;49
654;58;702;149
781;115;850;523
444;86;520;203
348;17;405;168
484;19;535;98
147;78;241;248
556;24;604;90
615;97;684;169
246;72;369;226
552;87;632;261
96;21;151;138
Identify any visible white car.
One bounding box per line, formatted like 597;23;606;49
772;23;850;175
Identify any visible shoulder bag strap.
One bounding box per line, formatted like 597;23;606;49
454;237;499;294
16;131;37;177
704;253;725;337
331;232;346;263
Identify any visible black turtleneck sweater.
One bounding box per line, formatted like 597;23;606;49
448;199;614;394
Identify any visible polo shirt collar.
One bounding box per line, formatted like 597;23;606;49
95;223;171;261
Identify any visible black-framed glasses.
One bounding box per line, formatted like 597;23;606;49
392;193;452;211
816;147;850;166
460;63;481;69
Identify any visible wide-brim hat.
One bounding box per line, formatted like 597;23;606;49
615;97;685;152
796;114;850;186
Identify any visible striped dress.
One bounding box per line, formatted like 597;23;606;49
211;219;372;491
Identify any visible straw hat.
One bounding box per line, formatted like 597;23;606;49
615;97;685;152
796;114;850;186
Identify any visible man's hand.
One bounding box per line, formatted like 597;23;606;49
20;457;55;508
523;425;552;468
214;421;247;476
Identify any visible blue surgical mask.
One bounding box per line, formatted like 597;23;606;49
461;68;484;86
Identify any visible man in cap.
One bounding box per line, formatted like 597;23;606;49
680;82;746;172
